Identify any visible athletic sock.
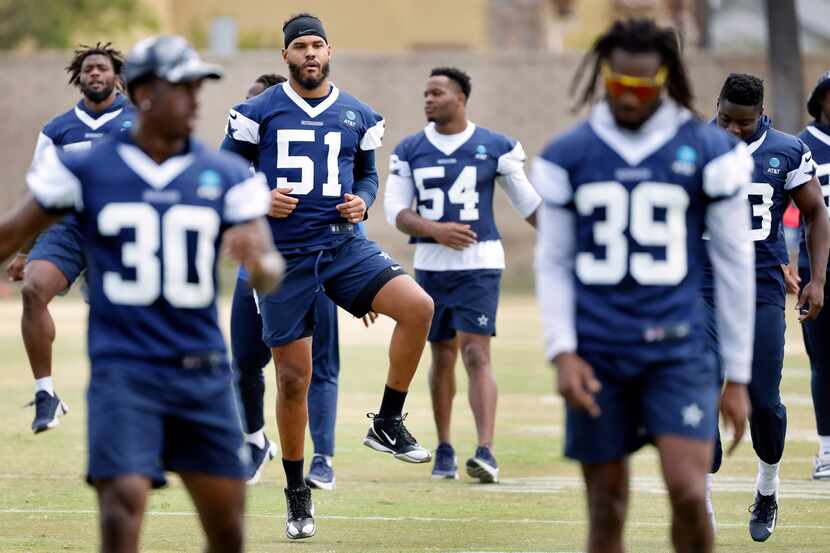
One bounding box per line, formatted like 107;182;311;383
378;385;407;418
819;435;830;459
756;460;780;496
35;377;54;397
705;473;715;514
245;428;266;449
283;458;305;489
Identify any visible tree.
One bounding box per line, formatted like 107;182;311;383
0;0;154;49
765;0;804;133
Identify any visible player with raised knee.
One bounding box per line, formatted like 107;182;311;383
384;67;540;483
703;73;829;541
221;13;434;540
5;43;134;433
799;70;830;481
534;18;755;553
0;35;284;553
232;72;369;490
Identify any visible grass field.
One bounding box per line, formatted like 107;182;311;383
0;294;829;553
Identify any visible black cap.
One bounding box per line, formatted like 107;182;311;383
123;35;223;89
807;70;830;121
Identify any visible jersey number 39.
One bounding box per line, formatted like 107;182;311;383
576;181;689;286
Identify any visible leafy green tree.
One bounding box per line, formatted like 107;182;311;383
0;0;155;49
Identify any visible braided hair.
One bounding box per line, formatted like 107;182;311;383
65;42;125;90
570;18;694;112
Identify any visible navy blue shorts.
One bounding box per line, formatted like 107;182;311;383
564;349;720;464
259;235;405;347
415;269;501;342
86;360;247;487
28;215;86;285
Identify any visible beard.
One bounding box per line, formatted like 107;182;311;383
81;81;115;103
289;61;330;91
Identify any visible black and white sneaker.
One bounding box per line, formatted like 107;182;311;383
284;486;315;540
748;491;778;542
466;446;499;483
812;455;830;481
29;391;69;434
362;413;431;463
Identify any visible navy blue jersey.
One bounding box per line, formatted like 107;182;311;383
34;93;135;158
221;82;384;253
702;118;815;307
535;100;749;359
389;124;522;244
27;132;270;368
799;122;830;273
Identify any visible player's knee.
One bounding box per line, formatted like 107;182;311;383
98;482;144;539
588;488;627;532
665;479;707;520
277;365;310;401
460;342;490;374
206;520;243;553
403;290;434;328
21;277;54;309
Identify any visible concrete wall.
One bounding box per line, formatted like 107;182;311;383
1;51;826;285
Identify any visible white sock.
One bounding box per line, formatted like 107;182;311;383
819;435;830;459
245;428;266;449
705;473;715;515
756;460;780;496
35;377;54;396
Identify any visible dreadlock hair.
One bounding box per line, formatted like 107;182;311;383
719;73;764;107
256;73;287;88
430;67;472;103
570;18;694;112
65;42;125;90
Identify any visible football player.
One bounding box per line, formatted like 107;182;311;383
534;19;754;553
385;67;541;483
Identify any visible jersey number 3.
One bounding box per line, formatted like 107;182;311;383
98;204;220;308
576;181;689;286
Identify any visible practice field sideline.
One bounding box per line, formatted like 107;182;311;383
0;295;828;553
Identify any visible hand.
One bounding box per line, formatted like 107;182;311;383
781;264;801;295
720;381;750;456
336;193;366;224
797;279;825;321
6;253;26;282
552;352;602;418
361;310;378;327
269;187;299;218
431;222;477;251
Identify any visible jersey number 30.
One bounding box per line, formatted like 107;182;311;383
576;181;689;286
98;204;219;308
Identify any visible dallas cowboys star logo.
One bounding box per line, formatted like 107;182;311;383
477;314;489;327
682;403;703;428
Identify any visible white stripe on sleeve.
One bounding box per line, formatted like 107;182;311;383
535;203;577;360
703;142;753;199
496;143;541;218
227;109;260;145
785;149;817;190
705;192;755;384
384;165;415;226
532;157;573;206
27;146;83;212
224;172;270;224
360;119;385;151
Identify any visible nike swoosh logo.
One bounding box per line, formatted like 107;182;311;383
300;29;317;34
229;112;238;119
380;429;397;445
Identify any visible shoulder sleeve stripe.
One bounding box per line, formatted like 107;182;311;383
497;142;527;175
227;109;260;145
27;146;83;212
785;149;817;190
224;172;270;224
531;157;572;205
360;119;385;151
30;132;55;169
388;153;411;178
703;141;753;199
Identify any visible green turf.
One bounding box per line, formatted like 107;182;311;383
0;295;828;552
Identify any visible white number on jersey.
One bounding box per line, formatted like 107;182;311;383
746;181;775;241
575;181;689;286
276;129;342;196
98;203;220;308
412;165;480;221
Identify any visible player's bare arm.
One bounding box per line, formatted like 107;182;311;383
223;217;285;295
552;352;601;418
395;209;477;250
790;176;830;320
0;195;59;266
